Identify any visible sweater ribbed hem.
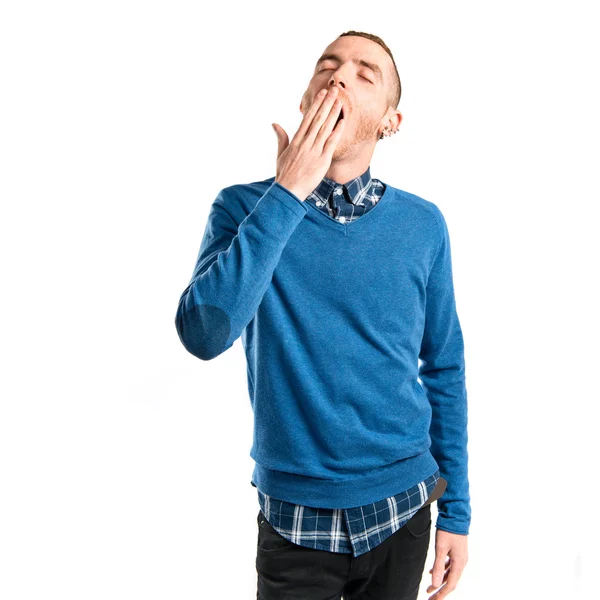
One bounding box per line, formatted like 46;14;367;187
251;450;439;509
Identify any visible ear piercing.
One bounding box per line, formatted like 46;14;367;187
379;127;397;140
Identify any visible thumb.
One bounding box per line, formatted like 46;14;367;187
431;554;447;589
271;123;289;158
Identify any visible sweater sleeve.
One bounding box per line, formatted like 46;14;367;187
175;181;308;361
419;207;471;535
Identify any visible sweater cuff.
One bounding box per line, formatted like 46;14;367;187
435;514;470;536
270;181;309;217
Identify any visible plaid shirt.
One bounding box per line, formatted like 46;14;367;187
252;167;441;557
304;165;385;223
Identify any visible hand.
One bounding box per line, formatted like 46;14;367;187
272;86;346;201
426;529;468;600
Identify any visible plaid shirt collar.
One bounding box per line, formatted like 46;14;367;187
306;166;374;208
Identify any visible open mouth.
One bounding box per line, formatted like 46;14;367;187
336;106;345;126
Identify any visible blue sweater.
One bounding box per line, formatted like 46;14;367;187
175;170;471;535
252;168;443;557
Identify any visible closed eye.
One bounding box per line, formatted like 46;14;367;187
318;68;373;84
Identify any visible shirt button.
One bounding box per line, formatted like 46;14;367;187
334;187;343;195
338;216;346;223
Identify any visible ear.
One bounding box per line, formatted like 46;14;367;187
378;109;403;140
379;109;403;133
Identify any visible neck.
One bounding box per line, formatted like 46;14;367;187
324;141;376;185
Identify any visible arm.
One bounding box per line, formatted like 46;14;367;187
419;207;471;535
175;181;307;361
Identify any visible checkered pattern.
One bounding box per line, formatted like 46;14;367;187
255;470;440;557
305;166;385;223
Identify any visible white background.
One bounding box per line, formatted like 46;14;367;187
1;1;598;599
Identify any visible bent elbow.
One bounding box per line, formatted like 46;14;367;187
175;303;232;361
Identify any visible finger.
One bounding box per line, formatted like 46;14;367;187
295;88;329;141
271;123;289;159
430;553;449;589
428;563;465;600
426;565;450;592
428;558;450;578
427;556;452;592
427;573;459;600
314;98;343;148
322;112;346;155
304;88;342;146
428;582;450;600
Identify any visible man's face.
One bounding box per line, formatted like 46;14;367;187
300;36;393;152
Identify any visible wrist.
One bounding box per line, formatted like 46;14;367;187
275;179;306;202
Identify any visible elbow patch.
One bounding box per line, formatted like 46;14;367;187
177;304;231;361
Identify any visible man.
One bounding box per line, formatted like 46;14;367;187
175;30;470;600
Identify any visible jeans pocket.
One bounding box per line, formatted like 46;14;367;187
405;503;432;538
257;510;294;551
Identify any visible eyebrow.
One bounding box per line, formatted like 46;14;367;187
315;53;383;82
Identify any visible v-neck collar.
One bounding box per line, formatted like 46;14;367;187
303;181;391;231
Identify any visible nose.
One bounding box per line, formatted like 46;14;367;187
329;79;345;90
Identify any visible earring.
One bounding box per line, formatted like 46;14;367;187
379;127;397;140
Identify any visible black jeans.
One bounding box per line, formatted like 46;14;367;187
256;502;432;600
